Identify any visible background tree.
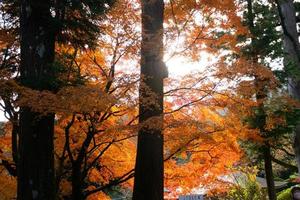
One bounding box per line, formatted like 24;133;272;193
244;0;277;198
275;0;300;172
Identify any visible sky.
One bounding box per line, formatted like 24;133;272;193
0;109;6;121
166;52;215;77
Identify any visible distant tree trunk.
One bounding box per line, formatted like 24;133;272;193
275;0;300;172
264;144;277;200
18;1;56;199
133;0;167;199
246;0;276;199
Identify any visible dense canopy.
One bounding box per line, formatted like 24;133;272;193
0;0;300;200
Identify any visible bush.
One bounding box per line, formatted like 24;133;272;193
277;188;292;200
221;170;267;200
224;181;267;200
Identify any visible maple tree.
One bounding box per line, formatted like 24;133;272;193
0;0;247;198
1;0;300;200
1;0;115;199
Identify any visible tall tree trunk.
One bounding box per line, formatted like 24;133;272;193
275;0;300;172
18;1;56;199
246;0;276;199
133;0;167;199
264;144;277;200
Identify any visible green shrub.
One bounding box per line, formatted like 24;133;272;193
221;169;267;200
277;188;292;200
223;180;267;200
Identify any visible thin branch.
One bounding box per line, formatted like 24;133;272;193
83;169;135;198
64;114;76;164
271;156;297;171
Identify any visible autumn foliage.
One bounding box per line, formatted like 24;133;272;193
0;0;298;199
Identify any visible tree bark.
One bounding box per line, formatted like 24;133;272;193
275;0;300;172
264;144;277;200
18;1;56;199
133;0;167;199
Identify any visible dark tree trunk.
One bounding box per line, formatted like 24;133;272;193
133;0;167;199
18;0;56;199
18;112;55;200
71;132;94;199
275;0;300;172
71;163;83;200
264;144;277;200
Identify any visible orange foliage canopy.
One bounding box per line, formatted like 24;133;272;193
0;0;273;199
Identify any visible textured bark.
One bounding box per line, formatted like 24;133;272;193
133;0;167;199
18;1;56;199
276;0;300;172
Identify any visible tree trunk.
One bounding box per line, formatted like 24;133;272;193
71;163;83;200
275;0;300;172
133;0;167;199
264;144;277;200
18;1;56;199
18;112;55;200
246;0;277;199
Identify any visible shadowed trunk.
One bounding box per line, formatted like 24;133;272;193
133;0;167;199
264;144;276;200
18;0;56;199
275;0;300;172
18;112;55;200
71;163;83;200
